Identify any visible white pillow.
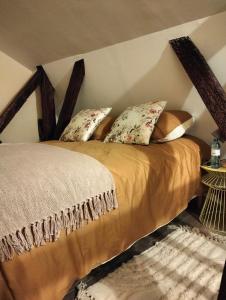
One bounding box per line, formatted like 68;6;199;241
104;101;166;145
60;108;112;142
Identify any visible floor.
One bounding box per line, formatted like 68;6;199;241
63;201;226;300
218;261;226;300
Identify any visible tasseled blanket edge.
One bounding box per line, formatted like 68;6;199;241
0;189;118;263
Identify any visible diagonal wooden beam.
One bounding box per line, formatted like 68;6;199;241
170;36;226;140
0;60;84;142
0;70;41;134
37;66;56;141
54;59;85;139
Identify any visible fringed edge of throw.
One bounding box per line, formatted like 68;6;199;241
0;189;118;263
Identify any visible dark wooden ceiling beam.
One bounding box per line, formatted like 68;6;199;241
37;66;56;141
0;70;41;134
54;59;85;139
0;65;57;141
0;59;85;141
170;36;226;140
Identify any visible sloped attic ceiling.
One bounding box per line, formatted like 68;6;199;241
0;0;226;70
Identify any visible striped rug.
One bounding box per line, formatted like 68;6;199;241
77;225;226;300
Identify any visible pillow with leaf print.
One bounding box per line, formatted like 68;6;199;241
60;107;112;142
104;101;166;145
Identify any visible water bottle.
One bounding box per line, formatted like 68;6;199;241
210;137;221;168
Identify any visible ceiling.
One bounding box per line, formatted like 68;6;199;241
0;0;226;69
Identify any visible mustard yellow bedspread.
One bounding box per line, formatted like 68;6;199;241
0;136;209;300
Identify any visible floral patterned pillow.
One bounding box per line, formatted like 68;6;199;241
60;108;112;142
104;101;166;145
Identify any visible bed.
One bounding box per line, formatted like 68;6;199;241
0;135;209;300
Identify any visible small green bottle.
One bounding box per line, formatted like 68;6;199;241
210;137;221;168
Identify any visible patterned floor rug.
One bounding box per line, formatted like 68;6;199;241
76;225;226;300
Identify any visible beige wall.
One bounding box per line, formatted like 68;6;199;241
44;11;226;146
0;51;39;142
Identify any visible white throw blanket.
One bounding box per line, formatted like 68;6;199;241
0;143;118;262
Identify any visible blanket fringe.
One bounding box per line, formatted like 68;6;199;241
0;189;118;263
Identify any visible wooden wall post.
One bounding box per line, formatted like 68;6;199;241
54;59;85;139
37;66;56;141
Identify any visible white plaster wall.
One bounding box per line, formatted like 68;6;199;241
0;51;39;142
44;11;226;146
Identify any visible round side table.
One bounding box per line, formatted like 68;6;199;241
199;165;226;234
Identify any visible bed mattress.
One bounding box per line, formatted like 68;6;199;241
0;136;210;300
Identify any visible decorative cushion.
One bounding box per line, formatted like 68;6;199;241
104;101;166;145
92;116;116;140
151;110;194;142
60;108;112;142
